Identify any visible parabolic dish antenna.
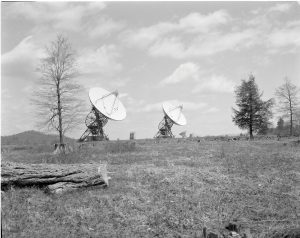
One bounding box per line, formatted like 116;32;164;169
155;101;187;138
89;87;126;121
79;87;126;142
162;102;187;126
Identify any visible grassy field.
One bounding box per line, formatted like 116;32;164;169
1;138;300;237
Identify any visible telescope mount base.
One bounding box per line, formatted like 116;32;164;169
154;115;174;138
79;107;109;142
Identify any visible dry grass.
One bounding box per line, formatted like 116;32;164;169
1;139;300;237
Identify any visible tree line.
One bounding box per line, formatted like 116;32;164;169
232;75;300;139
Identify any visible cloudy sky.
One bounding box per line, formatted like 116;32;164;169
2;1;300;140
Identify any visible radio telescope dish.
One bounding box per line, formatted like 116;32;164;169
155;101;187;138
162;102;186;126
79;87;126;142
89;87;126;121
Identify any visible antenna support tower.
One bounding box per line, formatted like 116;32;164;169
79;106;109;142
155;115;175;138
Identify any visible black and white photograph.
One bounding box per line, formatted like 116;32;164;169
1;1;300;237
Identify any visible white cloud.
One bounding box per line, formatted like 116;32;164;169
77;44;122;76
2;36;43;64
201;29;257;52
161;63;235;93
160;62;200;86
245;4;300;54
122;22;174;48
2;36;44;78
179;10;231;33
248;3;294;30
149;29;258;59
88;17;125;38
122;3;300;59
268;26;300;49
250;8;261;15
122;10;231;49
269;3;291;13
148;19;300;59
193;75;235;93
5;2;106;32
149;37;186;59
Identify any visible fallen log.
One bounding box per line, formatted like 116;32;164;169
1;161;110;194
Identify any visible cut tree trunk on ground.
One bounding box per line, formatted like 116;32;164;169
1;161;109;194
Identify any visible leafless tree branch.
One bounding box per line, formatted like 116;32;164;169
32;35;85;145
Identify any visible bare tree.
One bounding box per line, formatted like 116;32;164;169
275;78;300;136
33;35;84;150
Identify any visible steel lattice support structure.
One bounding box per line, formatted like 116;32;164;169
79;106;109;142
154;115;175;138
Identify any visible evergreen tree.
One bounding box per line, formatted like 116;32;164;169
276;117;284;135
257;122;269;135
232;74;273;140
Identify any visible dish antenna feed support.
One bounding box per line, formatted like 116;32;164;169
79;106;109;142
155;115;175;138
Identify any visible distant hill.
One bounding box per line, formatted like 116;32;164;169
1;130;76;146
